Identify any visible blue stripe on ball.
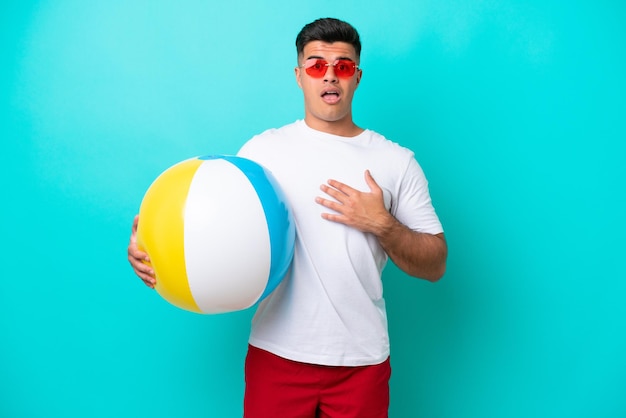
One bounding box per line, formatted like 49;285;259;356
200;155;295;302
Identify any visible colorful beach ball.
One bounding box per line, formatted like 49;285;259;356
136;155;295;314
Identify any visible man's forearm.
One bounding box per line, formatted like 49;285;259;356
375;216;447;281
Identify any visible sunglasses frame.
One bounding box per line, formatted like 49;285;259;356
300;58;359;79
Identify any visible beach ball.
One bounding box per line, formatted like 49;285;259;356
136;155;295;314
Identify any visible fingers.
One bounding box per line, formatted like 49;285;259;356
128;248;156;288
128;224;150;265
316;171;387;233
325;179;356;197
319;183;350;204
315;195;343;215
324;170;380;197
134;263;156;288
364;170;382;193
131;214;139;233
318;176;366;213
128;214;156;288
136;267;157;289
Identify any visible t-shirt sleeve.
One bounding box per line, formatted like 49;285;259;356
392;156;443;235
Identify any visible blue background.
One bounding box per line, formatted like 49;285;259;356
2;1;625;417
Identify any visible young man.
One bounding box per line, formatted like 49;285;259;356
128;18;447;418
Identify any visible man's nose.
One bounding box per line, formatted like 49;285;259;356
324;64;338;83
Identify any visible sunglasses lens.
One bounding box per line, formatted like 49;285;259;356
305;59;328;78
334;60;356;78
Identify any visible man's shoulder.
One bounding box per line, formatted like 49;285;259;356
254;120;302;139
361;129;415;157
238;120;302;158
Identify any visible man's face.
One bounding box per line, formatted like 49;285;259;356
295;41;362;133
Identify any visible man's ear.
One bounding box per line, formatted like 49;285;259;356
295;66;303;89
356;68;362;85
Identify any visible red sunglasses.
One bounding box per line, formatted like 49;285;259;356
301;58;359;79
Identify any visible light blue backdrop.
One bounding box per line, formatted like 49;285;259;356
2;1;625;417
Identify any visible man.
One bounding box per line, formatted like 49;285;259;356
128;18;447;418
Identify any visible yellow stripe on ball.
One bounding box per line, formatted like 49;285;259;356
136;158;203;313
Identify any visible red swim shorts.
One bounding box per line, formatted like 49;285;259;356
244;344;391;418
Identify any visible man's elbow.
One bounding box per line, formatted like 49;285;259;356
423;262;446;282
422;236;448;282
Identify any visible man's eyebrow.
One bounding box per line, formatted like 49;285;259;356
305;55;355;61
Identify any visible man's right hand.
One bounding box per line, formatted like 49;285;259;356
127;215;156;289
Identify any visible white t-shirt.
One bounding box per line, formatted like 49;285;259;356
237;120;443;367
